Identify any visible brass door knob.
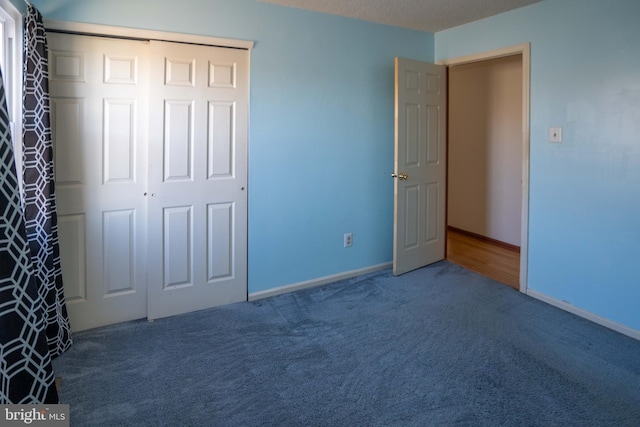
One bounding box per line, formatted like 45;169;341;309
391;172;408;181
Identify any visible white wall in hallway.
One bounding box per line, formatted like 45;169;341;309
448;55;522;246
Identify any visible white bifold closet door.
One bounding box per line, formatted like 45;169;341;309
49;32;248;331
146;40;248;320
50;33;150;331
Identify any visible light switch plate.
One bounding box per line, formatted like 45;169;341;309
549;127;562;143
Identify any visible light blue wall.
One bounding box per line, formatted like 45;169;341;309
437;0;640;331
25;0;434;293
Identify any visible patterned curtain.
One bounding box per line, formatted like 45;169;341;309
22;4;72;357
0;65;58;403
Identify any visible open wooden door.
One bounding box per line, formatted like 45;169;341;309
393;57;447;275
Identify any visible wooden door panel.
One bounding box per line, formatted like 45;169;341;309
147;41;248;320
49;33;149;331
393;58;447;275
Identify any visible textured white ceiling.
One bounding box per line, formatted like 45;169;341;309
258;0;542;33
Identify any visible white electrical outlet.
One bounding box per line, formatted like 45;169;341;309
343;233;353;248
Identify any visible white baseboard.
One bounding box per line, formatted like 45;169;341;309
248;262;393;301
526;289;640;341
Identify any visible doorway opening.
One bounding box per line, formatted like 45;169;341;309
441;44;530;292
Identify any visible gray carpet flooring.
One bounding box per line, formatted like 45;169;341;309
53;261;640;426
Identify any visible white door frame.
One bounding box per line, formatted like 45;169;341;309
44;20;254;50
439;43;530;293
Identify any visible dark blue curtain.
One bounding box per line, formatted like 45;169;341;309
0;63;58;403
22;3;72;358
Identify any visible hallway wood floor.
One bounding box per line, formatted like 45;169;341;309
446;228;520;290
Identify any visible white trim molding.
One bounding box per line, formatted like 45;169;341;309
44;19;254;50
438;43;529;67
249;263;393;301
438;43;531;295
0;0;23;190
527;289;640;341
